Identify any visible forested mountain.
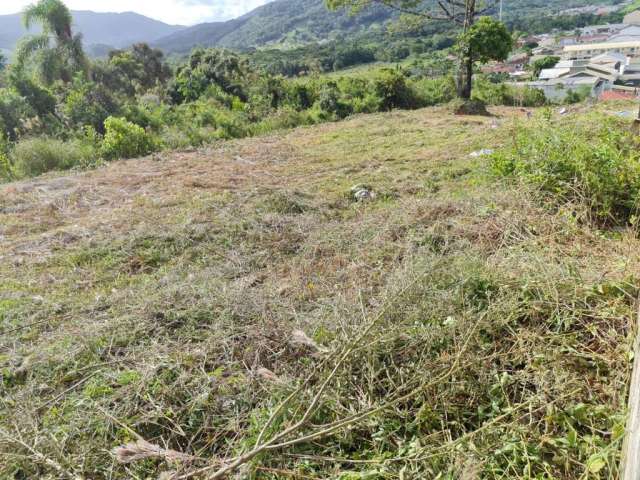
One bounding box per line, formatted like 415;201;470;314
0;10;184;52
154;0;395;53
154;0;627;53
0;0;627;56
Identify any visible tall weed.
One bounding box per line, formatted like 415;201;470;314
492;113;640;224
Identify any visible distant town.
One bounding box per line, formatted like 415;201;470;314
486;4;640;101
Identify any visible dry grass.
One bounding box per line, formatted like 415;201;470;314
0;105;637;479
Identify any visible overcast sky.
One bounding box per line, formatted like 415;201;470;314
0;0;273;25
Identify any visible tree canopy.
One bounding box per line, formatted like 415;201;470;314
531;56;560;78
327;0;511;99
15;0;87;84
462;16;512;65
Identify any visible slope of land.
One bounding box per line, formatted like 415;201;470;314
0;105;636;479
0;10;184;52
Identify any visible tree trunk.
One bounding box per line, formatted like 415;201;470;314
457;51;473;99
456;0;476;100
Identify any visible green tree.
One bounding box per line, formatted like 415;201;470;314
531;55;560;78
326;0;512;100
168;49;248;104
624;0;640;14
92;44;170;97
15;0;87;85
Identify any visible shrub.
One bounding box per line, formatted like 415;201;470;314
473;77;547;107
9;74;56;117
121;101;169;132
101;116;157;160
317;82;352;119
372;69;421;110
414;76;457;106
286;83;314;111
0;88;35;140
252;107;314;135
564;85;592;105
492;114;640;223
63;78;119;133
0;134;11;180
11;137;96;178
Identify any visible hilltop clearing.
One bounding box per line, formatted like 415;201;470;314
1;105;638;479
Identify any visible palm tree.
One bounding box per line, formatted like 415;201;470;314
15;0;87;84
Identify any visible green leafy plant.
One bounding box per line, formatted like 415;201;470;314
101;116;157;160
11;136;95;177
492;114;640;223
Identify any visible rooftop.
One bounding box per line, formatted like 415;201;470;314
564;41;640;52
539;68;571;80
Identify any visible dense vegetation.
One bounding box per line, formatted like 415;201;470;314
492;111;640;225
0;0;628;183
0;0;550;183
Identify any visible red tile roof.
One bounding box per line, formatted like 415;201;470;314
599;90;638;101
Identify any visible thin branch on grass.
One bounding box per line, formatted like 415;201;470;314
0;427;85;480
175;281;482;480
37;372;100;412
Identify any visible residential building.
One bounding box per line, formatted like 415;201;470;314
579;34;610;43
525;76;605;102
624;10;640;26
563;41;640;59
580;24;625;36
526;52;628;102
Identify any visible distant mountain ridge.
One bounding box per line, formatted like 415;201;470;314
153;0;396;53
0;10;184;53
153;0;625;54
0;0;623;58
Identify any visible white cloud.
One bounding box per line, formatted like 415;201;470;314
0;0;273;25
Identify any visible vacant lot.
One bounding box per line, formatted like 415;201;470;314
1;106;637;479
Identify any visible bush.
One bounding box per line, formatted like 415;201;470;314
473;77;547;107
317;82;352;119
414;76;456;106
0;134;10;180
492;114;640;223
174;99;249;140
63;78;119;133
101;116;157;160
286;83;314;111
252;107;315;135
9;74;56;117
372;69;421;110
0;88;35;140
11;137;96;178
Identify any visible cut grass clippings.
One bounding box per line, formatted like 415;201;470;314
0;105;637;479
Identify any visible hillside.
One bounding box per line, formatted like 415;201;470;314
0;10;184;52
154;0;395;53
154;0;626;53
0;104;635;478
